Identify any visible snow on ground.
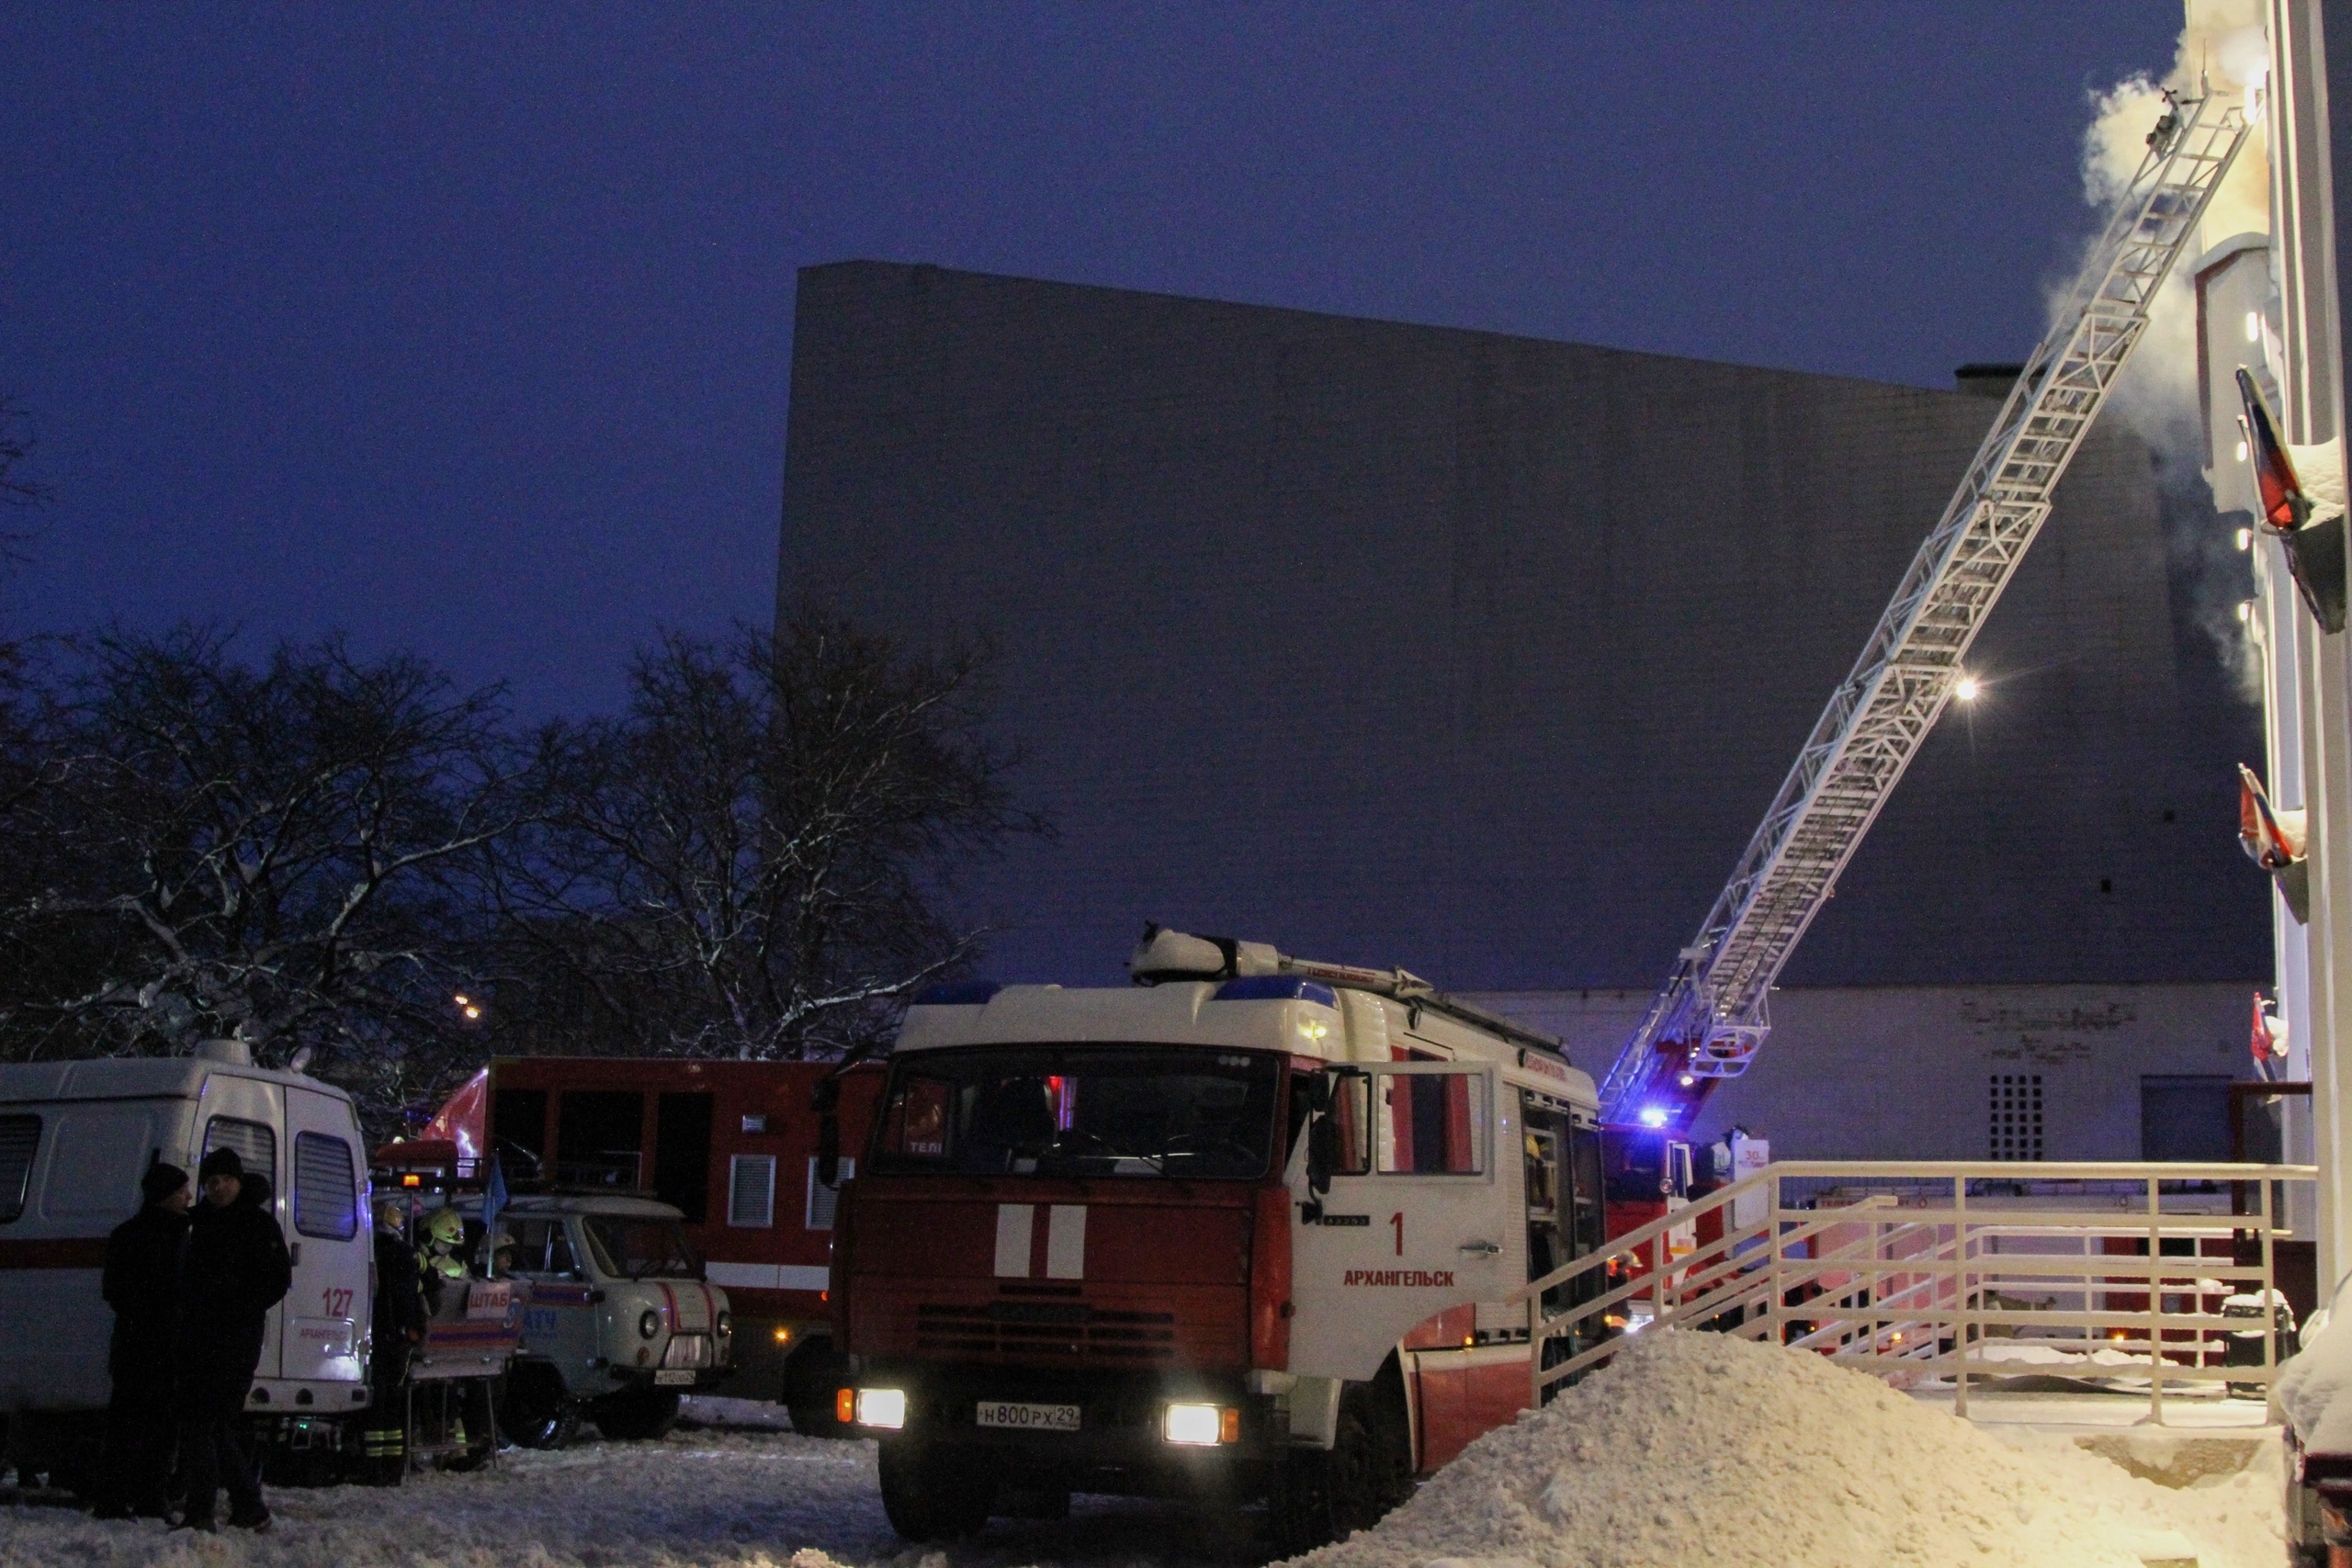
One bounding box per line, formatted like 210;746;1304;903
1290;1333;2283;1568
0;1419;1263;1568
0;1344;2287;1568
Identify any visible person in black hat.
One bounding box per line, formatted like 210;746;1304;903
173;1146;290;1533
90;1162;192;1520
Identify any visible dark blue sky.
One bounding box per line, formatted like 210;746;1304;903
2;4;2179;716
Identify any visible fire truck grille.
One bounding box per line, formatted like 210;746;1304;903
914;1302;1178;1361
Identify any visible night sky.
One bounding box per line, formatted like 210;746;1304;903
3;4;2180;718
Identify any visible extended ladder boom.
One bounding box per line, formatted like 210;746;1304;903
1599;91;2250;1128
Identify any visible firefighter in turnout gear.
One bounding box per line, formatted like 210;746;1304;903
420;1206;469;1310
411;1204;496;1469
362;1201;429;1484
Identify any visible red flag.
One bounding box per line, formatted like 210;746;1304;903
2238;367;2312;533
2239;763;2303;869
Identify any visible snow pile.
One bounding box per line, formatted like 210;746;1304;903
2281;1306;2352;1451
1290;1332;2279;1568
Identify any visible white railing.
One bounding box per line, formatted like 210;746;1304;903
1510;1161;2316;1423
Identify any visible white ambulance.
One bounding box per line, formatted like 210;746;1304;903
0;1042;375;1488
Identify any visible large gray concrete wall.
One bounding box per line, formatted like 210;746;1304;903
777;261;2267;993
1471;983;2251;1162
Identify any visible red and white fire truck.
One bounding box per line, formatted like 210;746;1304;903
827;926;1607;1550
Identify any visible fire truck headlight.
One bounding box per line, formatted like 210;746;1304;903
855;1388;907;1430
639;1310;662;1339
715;1311;731;1338
1162;1404;1227;1446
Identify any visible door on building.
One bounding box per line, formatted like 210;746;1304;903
2141;1075;2233;1162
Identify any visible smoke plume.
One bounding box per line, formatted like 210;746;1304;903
2073;0;2268;695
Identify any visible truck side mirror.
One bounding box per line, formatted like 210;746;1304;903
817;1113;842;1189
1295;1071;1331;1117
1307;1113;1340;1200
811;1077;842;1189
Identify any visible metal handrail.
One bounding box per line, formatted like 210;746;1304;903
1513;1160;2316;1421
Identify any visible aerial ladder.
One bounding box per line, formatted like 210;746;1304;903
1598;88;2254;1134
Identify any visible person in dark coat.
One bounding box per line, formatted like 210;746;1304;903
91;1162;192;1520
360;1199;430;1485
173;1147;291;1533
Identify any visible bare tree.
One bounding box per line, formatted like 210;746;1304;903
0;395;52;573
0;395;51;513
0;627;539;1127
493;605;1045;1061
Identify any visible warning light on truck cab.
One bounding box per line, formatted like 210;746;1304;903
1636;1107;1668;1128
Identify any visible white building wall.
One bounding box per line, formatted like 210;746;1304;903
1470;983;2249;1162
2267;0;2351;1286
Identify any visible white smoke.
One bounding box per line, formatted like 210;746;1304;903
2072;0;2270;696
2079;3;2268;430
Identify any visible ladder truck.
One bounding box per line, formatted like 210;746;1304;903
822;90;2252;1555
1597;89;2251;1190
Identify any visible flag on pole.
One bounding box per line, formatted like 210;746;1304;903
481;1153;508;1246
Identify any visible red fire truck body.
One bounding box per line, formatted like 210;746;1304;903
477;1056;884;1427
830;931;1608;1549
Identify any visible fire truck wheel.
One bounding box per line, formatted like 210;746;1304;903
783;1342;849;1438
786;1393;842;1439
877;1439;993;1540
590;1387;681;1441
1270;1375;1412;1553
499;1364;581;1450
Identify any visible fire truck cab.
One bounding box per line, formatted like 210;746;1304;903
831;929;1605;1550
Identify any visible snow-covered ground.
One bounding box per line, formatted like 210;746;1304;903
0;1355;2290;1568
0;1407;1266;1568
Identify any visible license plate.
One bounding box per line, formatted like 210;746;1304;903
654;1370;695;1386
976;1400;1080;1431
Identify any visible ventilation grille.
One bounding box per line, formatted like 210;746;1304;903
1990;1074;2043;1161
914;1300;1177;1361
729;1155;775;1227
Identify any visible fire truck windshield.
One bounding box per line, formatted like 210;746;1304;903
871;1045;1281;1179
